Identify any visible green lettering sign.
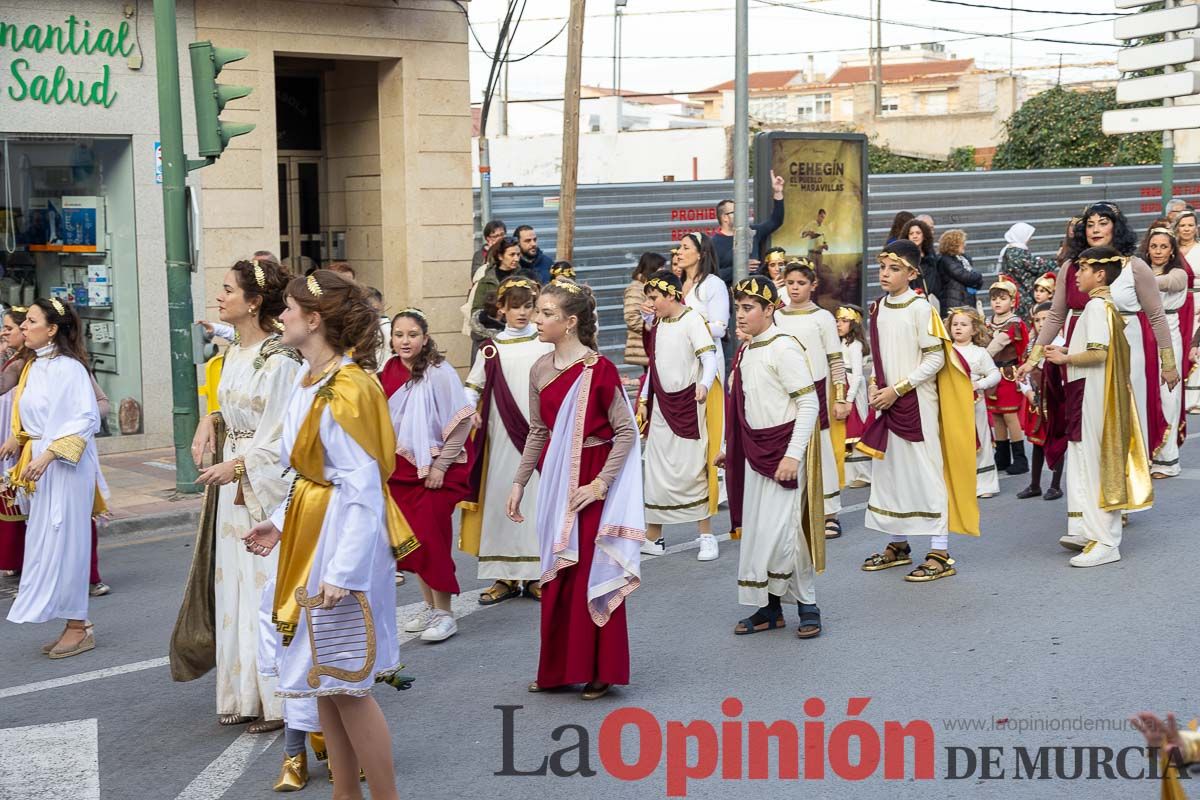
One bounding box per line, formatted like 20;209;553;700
1;15;132;108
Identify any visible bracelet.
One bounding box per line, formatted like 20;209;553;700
233;459;246;480
1026;345;1045;366
590;479;608;501
834;383;847;403
1160;347;1178;372
893;379;913;397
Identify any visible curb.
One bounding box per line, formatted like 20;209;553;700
101;508;200;539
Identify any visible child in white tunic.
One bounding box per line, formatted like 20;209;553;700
946;308;1001;498
3;299;101;659
837;305;873;489
774;260;849;539
1043;248;1153;567
637;271;720;561
720;277;823;639
462;277;553;603
857;241;980;583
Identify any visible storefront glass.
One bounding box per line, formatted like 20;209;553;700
0;135;143;436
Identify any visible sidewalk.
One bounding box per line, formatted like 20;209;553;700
99;447;203;537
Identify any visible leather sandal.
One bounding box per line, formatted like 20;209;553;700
479;580;521;606
824;519;842;539
733;605;785;635
522;581;543;601
248;717;284;734
219;714;254;726
796;603;822;639
904;551;956;583
861;542;912;571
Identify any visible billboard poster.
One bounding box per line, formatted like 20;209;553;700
755;132;869;311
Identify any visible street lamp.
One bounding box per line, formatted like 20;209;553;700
614;0;627;132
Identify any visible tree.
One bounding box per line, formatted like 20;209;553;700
992;86;1159;170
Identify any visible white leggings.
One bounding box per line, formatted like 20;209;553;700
891;533;949;550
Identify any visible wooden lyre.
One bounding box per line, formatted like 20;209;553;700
295;587;377;689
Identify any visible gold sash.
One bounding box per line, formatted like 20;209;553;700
931;310;981;537
1099;301;1154;512
272;363;420;642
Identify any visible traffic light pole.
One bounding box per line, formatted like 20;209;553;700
153;0;201;494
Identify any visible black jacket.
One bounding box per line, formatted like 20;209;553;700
936;253;983;310
712;197;786;285
909;253;942;303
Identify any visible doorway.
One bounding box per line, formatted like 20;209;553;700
277;155;321;270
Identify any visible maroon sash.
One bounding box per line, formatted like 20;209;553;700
466;339;533;503
645;324;701;440
814;377;829;431
1041;361;1069;470
725;344;798;533
1063;262;1089;341
858;297;923;455
1063;377;1085;443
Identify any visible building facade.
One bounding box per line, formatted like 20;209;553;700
1;0;474;454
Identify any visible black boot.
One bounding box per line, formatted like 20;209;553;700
1007;440;1029;475
994;439;1012;472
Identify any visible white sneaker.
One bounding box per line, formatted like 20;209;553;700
1069;542;1120;568
640;537;665;556
420;611;458;642
697;534;719;562
1058;534;1089;552
402;604;435;633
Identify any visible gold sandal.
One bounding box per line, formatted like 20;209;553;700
904;551;956;583
861;542;912;571
479;580;521;605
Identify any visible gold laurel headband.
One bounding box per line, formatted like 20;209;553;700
734;278;774;304
497;278;537;300
306;275;323;296
48;297;66;316
254;263;266;288
764;251;788;265
835;307;862;324
785;257;814;270
9;305;27;314
550;279;581;294
1078;255;1126;266
878;251;914;269
645;277;680;298
550;264;575;278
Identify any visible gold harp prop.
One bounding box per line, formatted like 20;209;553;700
295;587;376;689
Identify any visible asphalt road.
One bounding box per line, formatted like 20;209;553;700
2;439;1198;800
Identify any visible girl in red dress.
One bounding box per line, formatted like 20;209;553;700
381;309;475;643
0;307;32;576
506;279;643;701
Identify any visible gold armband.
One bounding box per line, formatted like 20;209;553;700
1159;346;1178;372
1025;345;1045;367
48;435;87;464
834;383;847;403
233;458;246;480
590;479;608;501
893;379;913;397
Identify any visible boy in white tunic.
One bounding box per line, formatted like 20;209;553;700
636;271;721;561
1044;247;1153;567
718;277;824;639
946;308;1002;498
857;241;980;582
460;277;554;603
774;260;849;538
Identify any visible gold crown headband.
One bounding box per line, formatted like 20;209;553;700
1078;255;1126;266
835;306;862;324
878;251;915;270
549;278;581;294
1084;202;1120;215
400;307;426;320
645;277;681;299
785;257;814;270
734;278;775;304
306;275;323;296
48;297;66;316
497;278;537;300
253;263;266;288
764;250;788;265
9;305;27;314
550;264;575;278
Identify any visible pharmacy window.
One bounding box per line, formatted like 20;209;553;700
0;136;143;437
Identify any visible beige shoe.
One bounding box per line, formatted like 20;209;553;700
41;624;69;655
48;623;94;660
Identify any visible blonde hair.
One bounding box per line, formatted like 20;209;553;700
946;307;989;347
939;229;967;257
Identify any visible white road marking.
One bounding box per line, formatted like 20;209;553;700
172;729;281;800
0;656;169;700
0;719;100;800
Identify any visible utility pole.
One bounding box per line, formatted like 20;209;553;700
615;0;626;131
557;0;587;262
874;0;883;115
733;0;749;283
153;0;201;494
1162;0;1177;211
501;16;510;136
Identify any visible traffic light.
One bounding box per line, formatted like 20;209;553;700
188;42;255;158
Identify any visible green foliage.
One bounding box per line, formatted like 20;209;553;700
868;143;951;174
947;146;976;172
991;86;1159;170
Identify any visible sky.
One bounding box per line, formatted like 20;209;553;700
461;0;1130;104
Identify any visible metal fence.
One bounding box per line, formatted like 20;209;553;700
475;164;1200;366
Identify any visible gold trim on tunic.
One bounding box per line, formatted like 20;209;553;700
48;434;87;464
884;295;920;309
867;503;941;519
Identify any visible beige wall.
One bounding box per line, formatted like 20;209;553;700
195;0;474;368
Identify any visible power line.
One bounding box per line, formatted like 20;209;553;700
923;0;1128;15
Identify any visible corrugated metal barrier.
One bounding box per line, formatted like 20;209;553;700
475;164;1200;367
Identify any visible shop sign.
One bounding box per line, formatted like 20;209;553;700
0;15;133;108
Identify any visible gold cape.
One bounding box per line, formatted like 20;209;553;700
272;363;419;642
1098;300;1154;512
930;311;981;537
704;376;724;519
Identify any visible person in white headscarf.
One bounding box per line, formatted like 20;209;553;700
998;222;1049;316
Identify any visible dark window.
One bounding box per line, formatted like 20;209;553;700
275;76;322;151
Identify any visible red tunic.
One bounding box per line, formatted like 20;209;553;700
535;358;630;689
985;316;1028;415
381;358;474;595
0;489;24;572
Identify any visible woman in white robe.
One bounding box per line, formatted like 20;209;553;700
678;231;731;384
1175;211;1200;413
191;259;300;729
3;299;101;659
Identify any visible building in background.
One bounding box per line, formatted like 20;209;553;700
1;0;473;454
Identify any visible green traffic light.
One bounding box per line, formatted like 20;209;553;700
188;41;254;158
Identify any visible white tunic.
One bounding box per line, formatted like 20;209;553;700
1185;246;1200;412
684;273;730;382
775;305;842;515
842;339;873;486
267;359;399;698
954;343;1001;497
463;324;553;581
641;308;718;525
1066;297;1122;547
735;327;820;607
6;348;100;624
213;337;299;719
1153;270;1188;476
1108;264;1150;450
862;290;949;537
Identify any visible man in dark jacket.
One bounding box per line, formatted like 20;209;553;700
515;225;553;284
711;170;786;285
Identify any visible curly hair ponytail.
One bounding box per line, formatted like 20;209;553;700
541;279;598;350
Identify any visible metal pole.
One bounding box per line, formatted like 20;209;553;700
874;0;883;115
1162;0;1177;212
152;0;200;494
733;0;749;283
616;6;623;131
479;137;492;229
612;4;619;132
